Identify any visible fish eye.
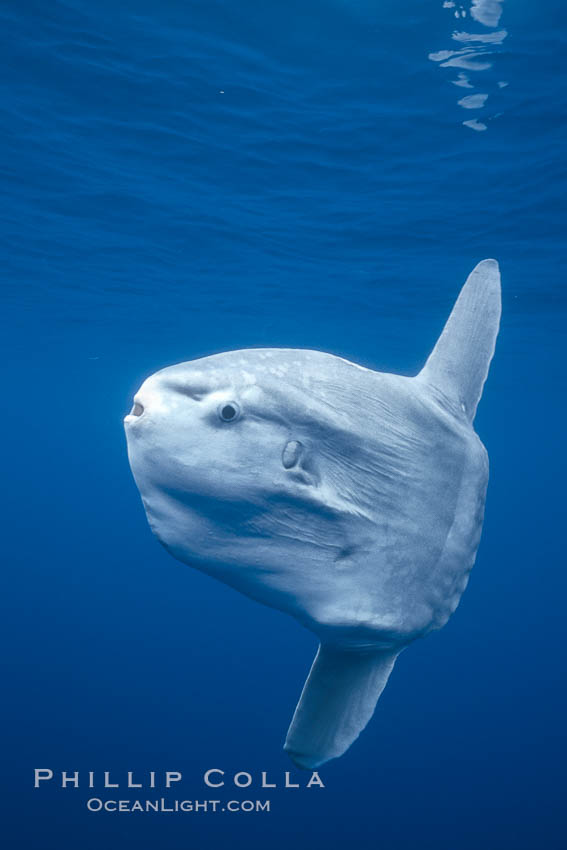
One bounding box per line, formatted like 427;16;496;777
218;401;240;423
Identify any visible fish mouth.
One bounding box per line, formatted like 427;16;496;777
124;401;144;425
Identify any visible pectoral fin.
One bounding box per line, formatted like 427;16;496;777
284;643;399;768
419;259;501;421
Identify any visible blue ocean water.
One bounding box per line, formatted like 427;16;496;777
2;1;566;848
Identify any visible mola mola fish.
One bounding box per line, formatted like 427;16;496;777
124;259;501;769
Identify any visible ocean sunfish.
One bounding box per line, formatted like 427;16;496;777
124;259;501;768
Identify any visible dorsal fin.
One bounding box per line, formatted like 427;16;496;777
419;259;501;421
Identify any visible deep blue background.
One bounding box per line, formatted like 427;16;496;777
2;1;566;848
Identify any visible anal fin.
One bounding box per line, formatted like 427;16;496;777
284;643;399;768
